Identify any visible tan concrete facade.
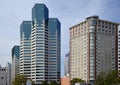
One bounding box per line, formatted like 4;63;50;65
70;21;90;81
69;16;119;82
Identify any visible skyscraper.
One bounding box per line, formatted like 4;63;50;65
64;53;70;76
118;25;120;77
19;3;61;84
69;16;118;83
31;4;49;83
20;21;32;79
11;45;20;82
6;62;11;85
31;4;61;84
48;18;61;82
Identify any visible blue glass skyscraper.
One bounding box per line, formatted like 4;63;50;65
20;21;32;79
31;4;61;84
48;18;61;82
32;3;48;27
19;3;61;84
31;4;49;84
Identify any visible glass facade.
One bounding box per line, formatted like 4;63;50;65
11;46;20;82
31;4;61;84
32;3;48;27
20;21;32;79
31;4;48;84
48;18;61;82
12;46;20;59
19;4;61;84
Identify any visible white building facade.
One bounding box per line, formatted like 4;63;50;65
0;63;11;85
6;62;11;85
19;4;61;84
20;21;32;79
0;66;7;85
11;46;20;82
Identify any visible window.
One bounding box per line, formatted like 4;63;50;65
1;77;4;79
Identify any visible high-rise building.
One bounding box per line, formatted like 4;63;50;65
69;16;119;83
118;25;120;77
11;45;20;82
20;21;32;79
64;53;70;76
19;3;61;84
31;4;61;84
6;62;11;85
31;4;49;83
48;18;61;82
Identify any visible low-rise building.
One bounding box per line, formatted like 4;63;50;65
61;75;70;85
0;63;11;85
0;65;7;85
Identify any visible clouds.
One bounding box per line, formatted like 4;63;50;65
0;0;120;76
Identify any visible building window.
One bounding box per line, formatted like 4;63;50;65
1;77;4;79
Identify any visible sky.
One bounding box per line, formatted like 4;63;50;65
0;0;120;76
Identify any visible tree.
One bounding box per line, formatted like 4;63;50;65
41;80;49;85
12;74;35;85
94;72;106;85
41;80;60;85
70;78;85;85
104;70;119;85
94;70;120;85
12;74;27;85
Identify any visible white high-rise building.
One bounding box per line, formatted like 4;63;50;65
6;62;11;85
11;45;20;82
19;4;61;84
20;21;32;79
31;4;61;84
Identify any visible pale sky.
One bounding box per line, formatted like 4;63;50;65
0;0;120;76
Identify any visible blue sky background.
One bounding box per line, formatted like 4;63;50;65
0;0;120;76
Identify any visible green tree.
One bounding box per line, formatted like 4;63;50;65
95;70;120;85
70;78;85;85
12;74;35;85
41;80;60;85
94;72;106;85
12;74;27;85
41;80;49;85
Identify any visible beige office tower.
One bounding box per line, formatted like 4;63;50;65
69;16;119;83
